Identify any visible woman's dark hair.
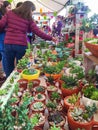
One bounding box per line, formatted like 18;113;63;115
13;1;36;21
0;1;11;15
16;2;23;8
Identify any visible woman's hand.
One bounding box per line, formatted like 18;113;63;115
52;37;57;43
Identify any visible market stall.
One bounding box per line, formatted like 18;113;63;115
0;0;98;130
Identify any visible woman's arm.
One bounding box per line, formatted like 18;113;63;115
30;20;52;41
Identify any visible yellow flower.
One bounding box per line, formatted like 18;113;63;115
85;23;89;27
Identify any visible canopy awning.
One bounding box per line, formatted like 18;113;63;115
11;0;69;14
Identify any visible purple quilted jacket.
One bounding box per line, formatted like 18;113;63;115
0;10;52;46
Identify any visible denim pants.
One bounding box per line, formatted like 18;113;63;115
4;44;27;77
0;50;7;73
0;33;6;74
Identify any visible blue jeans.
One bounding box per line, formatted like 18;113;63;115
0;51;7;74
0;33;6;74
4;44;27;77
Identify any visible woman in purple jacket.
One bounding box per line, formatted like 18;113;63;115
0;1;56;77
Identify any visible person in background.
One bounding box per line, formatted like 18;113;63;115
56;16;63;36
42;25;51;34
16;2;23;8
0;1;11;79
52;22;56;36
0;1;57;77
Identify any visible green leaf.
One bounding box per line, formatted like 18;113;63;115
8;0;13;3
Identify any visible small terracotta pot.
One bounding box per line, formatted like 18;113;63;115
61;86;79;97
48;112;66;128
34;93;46;103
45;73;62;80
30;113;45;129
47;86;58;98
33;126;43;130
17;69;23;73
18;79;28;91
31;79;40;87
33;86;46;95
30;101;46;113
28;79;41;92
46;79;60;88
92;126;98;130
92;113;98;130
64;96;80;112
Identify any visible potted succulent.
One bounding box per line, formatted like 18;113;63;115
60;75;79;97
49;124;62;130
46;100;63;112
50;91;62;103
46;100;57;112
20;90;32;105
18;78;28;92
43;61;65;80
67;104;97;130
48;111;66;129
81;84;98;107
24;43;33;58
16;57;28;72
25;48;32;58
33;86;46;94
30;113;45;129
30;101;46;113
34;93;46;103
28;79;40;92
64;94;80;112
45;76;58;86
21;68;40;81
10;95;20;107
47;85;58;97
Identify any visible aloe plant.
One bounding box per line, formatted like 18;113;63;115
68;94;80;104
61;75;78;88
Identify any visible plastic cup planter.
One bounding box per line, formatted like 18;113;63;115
21;68;40;80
